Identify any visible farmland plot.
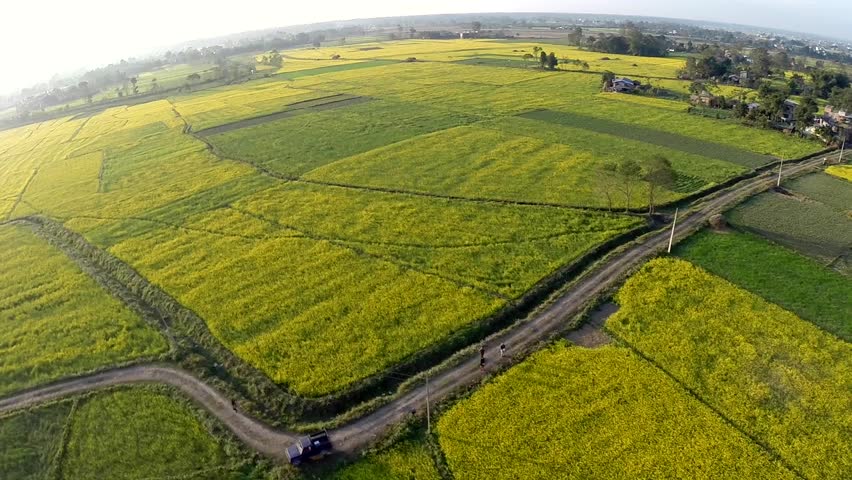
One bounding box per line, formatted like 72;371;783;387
677;230;851;340
62;388;232;479
0;224;167;396
608;258;852;479
103;182;639;396
437;344;794;480
728;191;852;272
0;402;70;480
330;439;441;480
308;119;745;208
784;172;852;212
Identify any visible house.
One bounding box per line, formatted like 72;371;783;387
690;90;717;107
781;99;799;123
606;77;640;93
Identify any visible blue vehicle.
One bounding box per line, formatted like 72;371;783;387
286;430;333;465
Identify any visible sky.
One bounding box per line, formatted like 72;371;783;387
2;0;850;94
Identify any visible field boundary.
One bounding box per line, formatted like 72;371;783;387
605;329;805;478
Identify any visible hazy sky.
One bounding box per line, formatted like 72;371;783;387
2;0;850;93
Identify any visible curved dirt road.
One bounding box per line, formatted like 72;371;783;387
0;153;830;458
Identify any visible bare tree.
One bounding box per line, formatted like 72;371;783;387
644;155;675;215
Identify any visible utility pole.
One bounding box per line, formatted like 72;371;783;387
776;159;784;187
840;137;847;164
667;208;678;254
425;375;431;434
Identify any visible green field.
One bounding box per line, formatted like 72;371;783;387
0;402;70;480
62;389;232;479
677;229;851;340
0;39;826;404
0;388;247;480
102;182;641;396
784;172;852;212
608;258;852;479
329;439;441;480
437;344;795;479
0;224;167;396
728;191;852;272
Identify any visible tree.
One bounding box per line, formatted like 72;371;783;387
130;77;138;95
750;47;771;78
644;155;675;214
77;81;92;103
601;71;616;89
794;95;818;134
547;52;558;70
596;162;621;211
532;46;542;60
618;159;643;212
522;53;534;68
539;51;548;69
150;77;158;93
567;27;583;46
472;21;482;32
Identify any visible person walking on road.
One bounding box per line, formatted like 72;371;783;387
479;344;485;359
500;343;506;358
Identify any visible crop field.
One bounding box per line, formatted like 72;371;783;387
305;120;744;208
608;258;852;479
0;402;70;480
437;344;795;479
0;224;167;396
826;164;852;181
62;388;233;479
209;99;479;176
102;182;641;396
728;191;852;272
784;171;852;212
329;439;441;480
677;230;851;340
0;388;244;480
0;39;826;402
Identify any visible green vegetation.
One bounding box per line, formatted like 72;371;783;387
438;344;795;479
330;440;441;480
209;100;478;176
784;172;852;212
0;224;167;396
728;191;852;271
520;109;772;167
62;388;232;479
0;402;71;480
608;258;852;479
103;181;640;396
677;230;851;340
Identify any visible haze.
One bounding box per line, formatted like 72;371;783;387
3;0;850;93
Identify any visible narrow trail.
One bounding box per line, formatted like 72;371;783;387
0;153;830;461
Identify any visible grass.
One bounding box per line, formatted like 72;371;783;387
104;182;640;396
0;402;71;480
676;229;851;340
728;191;852;271
437;343;795;479
608;258;852;480
520;109;773;168
279;59;399;80
0;224;167;396
208;99;478;176
307;119;746;209
784;171;852;212
328;440;441;480
62;388;232;479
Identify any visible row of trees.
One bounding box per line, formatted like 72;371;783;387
565;24;668;57
597;155;675;214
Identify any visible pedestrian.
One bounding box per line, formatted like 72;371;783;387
479;345;486;359
500;343;506;358
231;398;237;412
480;357;486;370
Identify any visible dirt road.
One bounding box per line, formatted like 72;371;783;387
0;152;830;458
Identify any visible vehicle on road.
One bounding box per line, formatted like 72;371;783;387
286;430;333;465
